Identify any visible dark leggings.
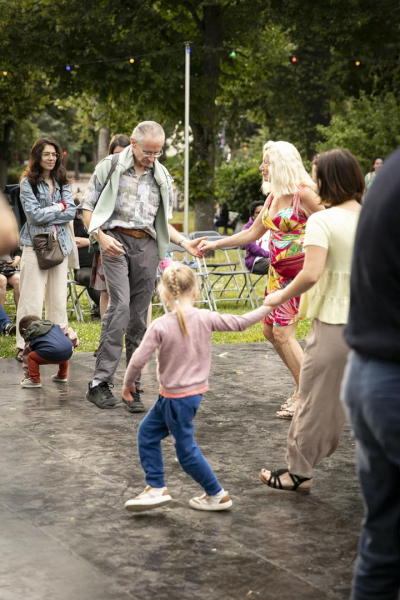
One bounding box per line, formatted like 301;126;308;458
74;268;100;306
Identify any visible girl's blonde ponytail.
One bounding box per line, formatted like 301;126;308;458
170;268;189;337
159;264;197;337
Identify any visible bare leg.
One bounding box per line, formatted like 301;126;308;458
264;321;300;406
99;290;109;319
0;274;7;307
146;304;152;329
263;322;291;370
8;273;20;307
272;323;303;388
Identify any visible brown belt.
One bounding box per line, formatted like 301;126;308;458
114;226;150;238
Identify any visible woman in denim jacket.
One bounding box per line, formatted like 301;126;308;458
16;137;76;361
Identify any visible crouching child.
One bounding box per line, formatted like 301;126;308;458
19;315;79;388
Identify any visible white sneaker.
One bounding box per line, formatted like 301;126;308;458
189;491;233;511
52;374;68;383
125;486;172;513
21;379;42;388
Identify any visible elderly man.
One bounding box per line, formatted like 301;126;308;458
81;121;202;412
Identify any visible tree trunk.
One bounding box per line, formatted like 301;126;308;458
0;122;12;190
98;127;110;162
74;151;80;181
92;143;98;166
191;5;223;231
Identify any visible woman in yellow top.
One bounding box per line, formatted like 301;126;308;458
259;149;363;493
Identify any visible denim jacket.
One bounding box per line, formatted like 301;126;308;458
19;177;76;256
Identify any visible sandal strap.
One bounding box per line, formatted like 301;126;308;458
288;472;312;490
268;468;288;489
268;469;311;491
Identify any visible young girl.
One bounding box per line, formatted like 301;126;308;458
122;264;270;512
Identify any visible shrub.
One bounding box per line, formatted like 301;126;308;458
214;156;265;220
80;161;94;173
317;92;400;173
6;165;25;184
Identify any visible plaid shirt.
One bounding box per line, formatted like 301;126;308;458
81;164;173;239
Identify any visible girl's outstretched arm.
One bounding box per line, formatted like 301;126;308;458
209;305;270;332
123;324;162;389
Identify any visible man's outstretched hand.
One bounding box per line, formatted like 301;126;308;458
182;237;206;258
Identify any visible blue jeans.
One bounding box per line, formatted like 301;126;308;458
0;305;11;333
342;351;400;600
137;394;222;496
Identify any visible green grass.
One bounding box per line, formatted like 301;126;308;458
0;292;311;360
0;213;311;358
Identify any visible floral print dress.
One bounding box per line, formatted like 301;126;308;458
262;187;308;327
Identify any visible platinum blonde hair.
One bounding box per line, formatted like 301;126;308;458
264;141;315;198
261;140;275;195
131;121;165;144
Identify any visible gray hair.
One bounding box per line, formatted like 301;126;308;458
131;121;165;144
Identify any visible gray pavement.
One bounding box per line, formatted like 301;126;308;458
0;343;363;599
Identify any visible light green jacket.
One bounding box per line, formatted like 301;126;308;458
88;145;171;260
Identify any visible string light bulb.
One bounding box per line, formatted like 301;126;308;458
355;61;361;66
66;64;71;71
129;58;135;64
230;51;236;58
291;56;298;63
2;71;7;76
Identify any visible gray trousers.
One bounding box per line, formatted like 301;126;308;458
94;231;159;383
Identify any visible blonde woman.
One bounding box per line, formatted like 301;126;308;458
199;141;323;417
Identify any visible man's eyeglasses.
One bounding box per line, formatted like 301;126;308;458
41;152;59;159
137;143;163;158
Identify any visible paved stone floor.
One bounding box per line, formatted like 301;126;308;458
0;343;363;600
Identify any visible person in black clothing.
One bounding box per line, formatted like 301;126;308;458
342;147;400;600
214;202;229;233
73;194;100;311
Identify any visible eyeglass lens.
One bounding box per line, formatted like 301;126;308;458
142;150;163;157
42;153;59;158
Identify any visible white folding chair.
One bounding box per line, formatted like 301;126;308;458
200;238;258;309
167;241;214;311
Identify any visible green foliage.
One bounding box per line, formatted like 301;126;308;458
214;155;264;219
80;161;94;174
5;165;24;184
1;0;400;210
316;92;400;172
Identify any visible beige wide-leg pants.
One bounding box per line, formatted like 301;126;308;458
286;319;349;478
16;246;69;349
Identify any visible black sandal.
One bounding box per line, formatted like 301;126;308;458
259;468;312;493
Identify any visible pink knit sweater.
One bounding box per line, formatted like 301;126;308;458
124;305;270;397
